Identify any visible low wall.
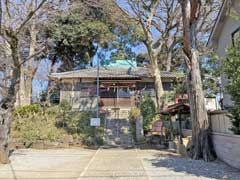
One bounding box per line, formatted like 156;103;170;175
182;129;192;137
212;132;240;169
209;111;240;169
209;110;233;134
181;111;240;169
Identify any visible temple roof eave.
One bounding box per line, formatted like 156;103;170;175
49;67;184;80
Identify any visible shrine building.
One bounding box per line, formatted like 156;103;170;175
50;60;182;111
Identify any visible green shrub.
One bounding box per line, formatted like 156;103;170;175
64;111;93;135
140;96;156;131
45;106;59;116
222;38;240;135
11;116;65;142
59;100;72;113
12;102;104;146
228;107;240;135
13;104;41;118
129;107;141;122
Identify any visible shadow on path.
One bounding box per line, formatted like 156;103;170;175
150;154;240;179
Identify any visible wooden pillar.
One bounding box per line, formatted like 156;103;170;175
178;109;183;144
169;114;174;141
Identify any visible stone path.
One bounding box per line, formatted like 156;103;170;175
0;148;239;180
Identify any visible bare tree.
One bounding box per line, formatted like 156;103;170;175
0;0;47;164
15;1;59;106
179;0;217;161
118;0;181;111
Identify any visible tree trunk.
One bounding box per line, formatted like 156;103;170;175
0;37;20;164
15;66;33;106
0;109;12;164
15;10;37;106
47;56;57;105
166;51;172;72
151;54;164;112
180;0;216;161
186;50;216;161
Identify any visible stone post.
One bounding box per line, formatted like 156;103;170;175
136;116;144;142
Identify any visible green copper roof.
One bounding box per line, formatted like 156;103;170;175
101;59;137;68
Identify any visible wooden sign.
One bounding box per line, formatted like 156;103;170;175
152;120;163;132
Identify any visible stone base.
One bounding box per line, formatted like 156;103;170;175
168;141;176;150
32;141;44;149
9;138;85;150
0;149;10;164
135;137;145;143
177;144;187;157
155;144;167;150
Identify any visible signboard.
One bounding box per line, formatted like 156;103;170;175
152;120;163;132
90;118;101;126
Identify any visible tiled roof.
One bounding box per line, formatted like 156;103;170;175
50;67;183;79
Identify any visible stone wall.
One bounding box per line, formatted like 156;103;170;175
212;133;240;169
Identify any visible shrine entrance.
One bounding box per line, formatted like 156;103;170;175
99;81;137;110
100;81;137;146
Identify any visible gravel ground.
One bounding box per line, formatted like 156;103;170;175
0;148;239;180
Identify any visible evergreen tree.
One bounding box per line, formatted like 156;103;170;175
223;39;240;135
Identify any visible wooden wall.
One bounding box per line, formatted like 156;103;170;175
60;79;97;111
59;78;175;111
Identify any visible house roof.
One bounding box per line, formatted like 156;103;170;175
160;103;190;115
207;0;228;46
101;59;137;68
49;67;183;80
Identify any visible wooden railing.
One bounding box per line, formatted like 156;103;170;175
100;98;134;108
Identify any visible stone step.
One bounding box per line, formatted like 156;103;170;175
104;111;130;119
103;110;134;147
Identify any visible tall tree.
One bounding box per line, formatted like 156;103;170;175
118;0;181;111
46;0;132;72
109;27;141;61
15;0;55;106
0;0;47;164
179;0;217;161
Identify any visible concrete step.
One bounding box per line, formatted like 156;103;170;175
103;110;134;147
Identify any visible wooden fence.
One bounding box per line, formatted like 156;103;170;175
209;110;233;134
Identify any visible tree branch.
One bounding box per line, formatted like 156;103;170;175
19;45;46;66
16;0;47;35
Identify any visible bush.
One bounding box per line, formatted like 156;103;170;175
129;107;141;122
228;107;240;135
12;102;104;146
13;104;41;118
222;38;240;135
140;96;156;131
11;115;65;142
59;100;72;112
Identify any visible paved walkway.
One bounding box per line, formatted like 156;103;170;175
0;148;239;180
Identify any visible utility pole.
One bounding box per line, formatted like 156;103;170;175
92;57;100;143
96;57;100;118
